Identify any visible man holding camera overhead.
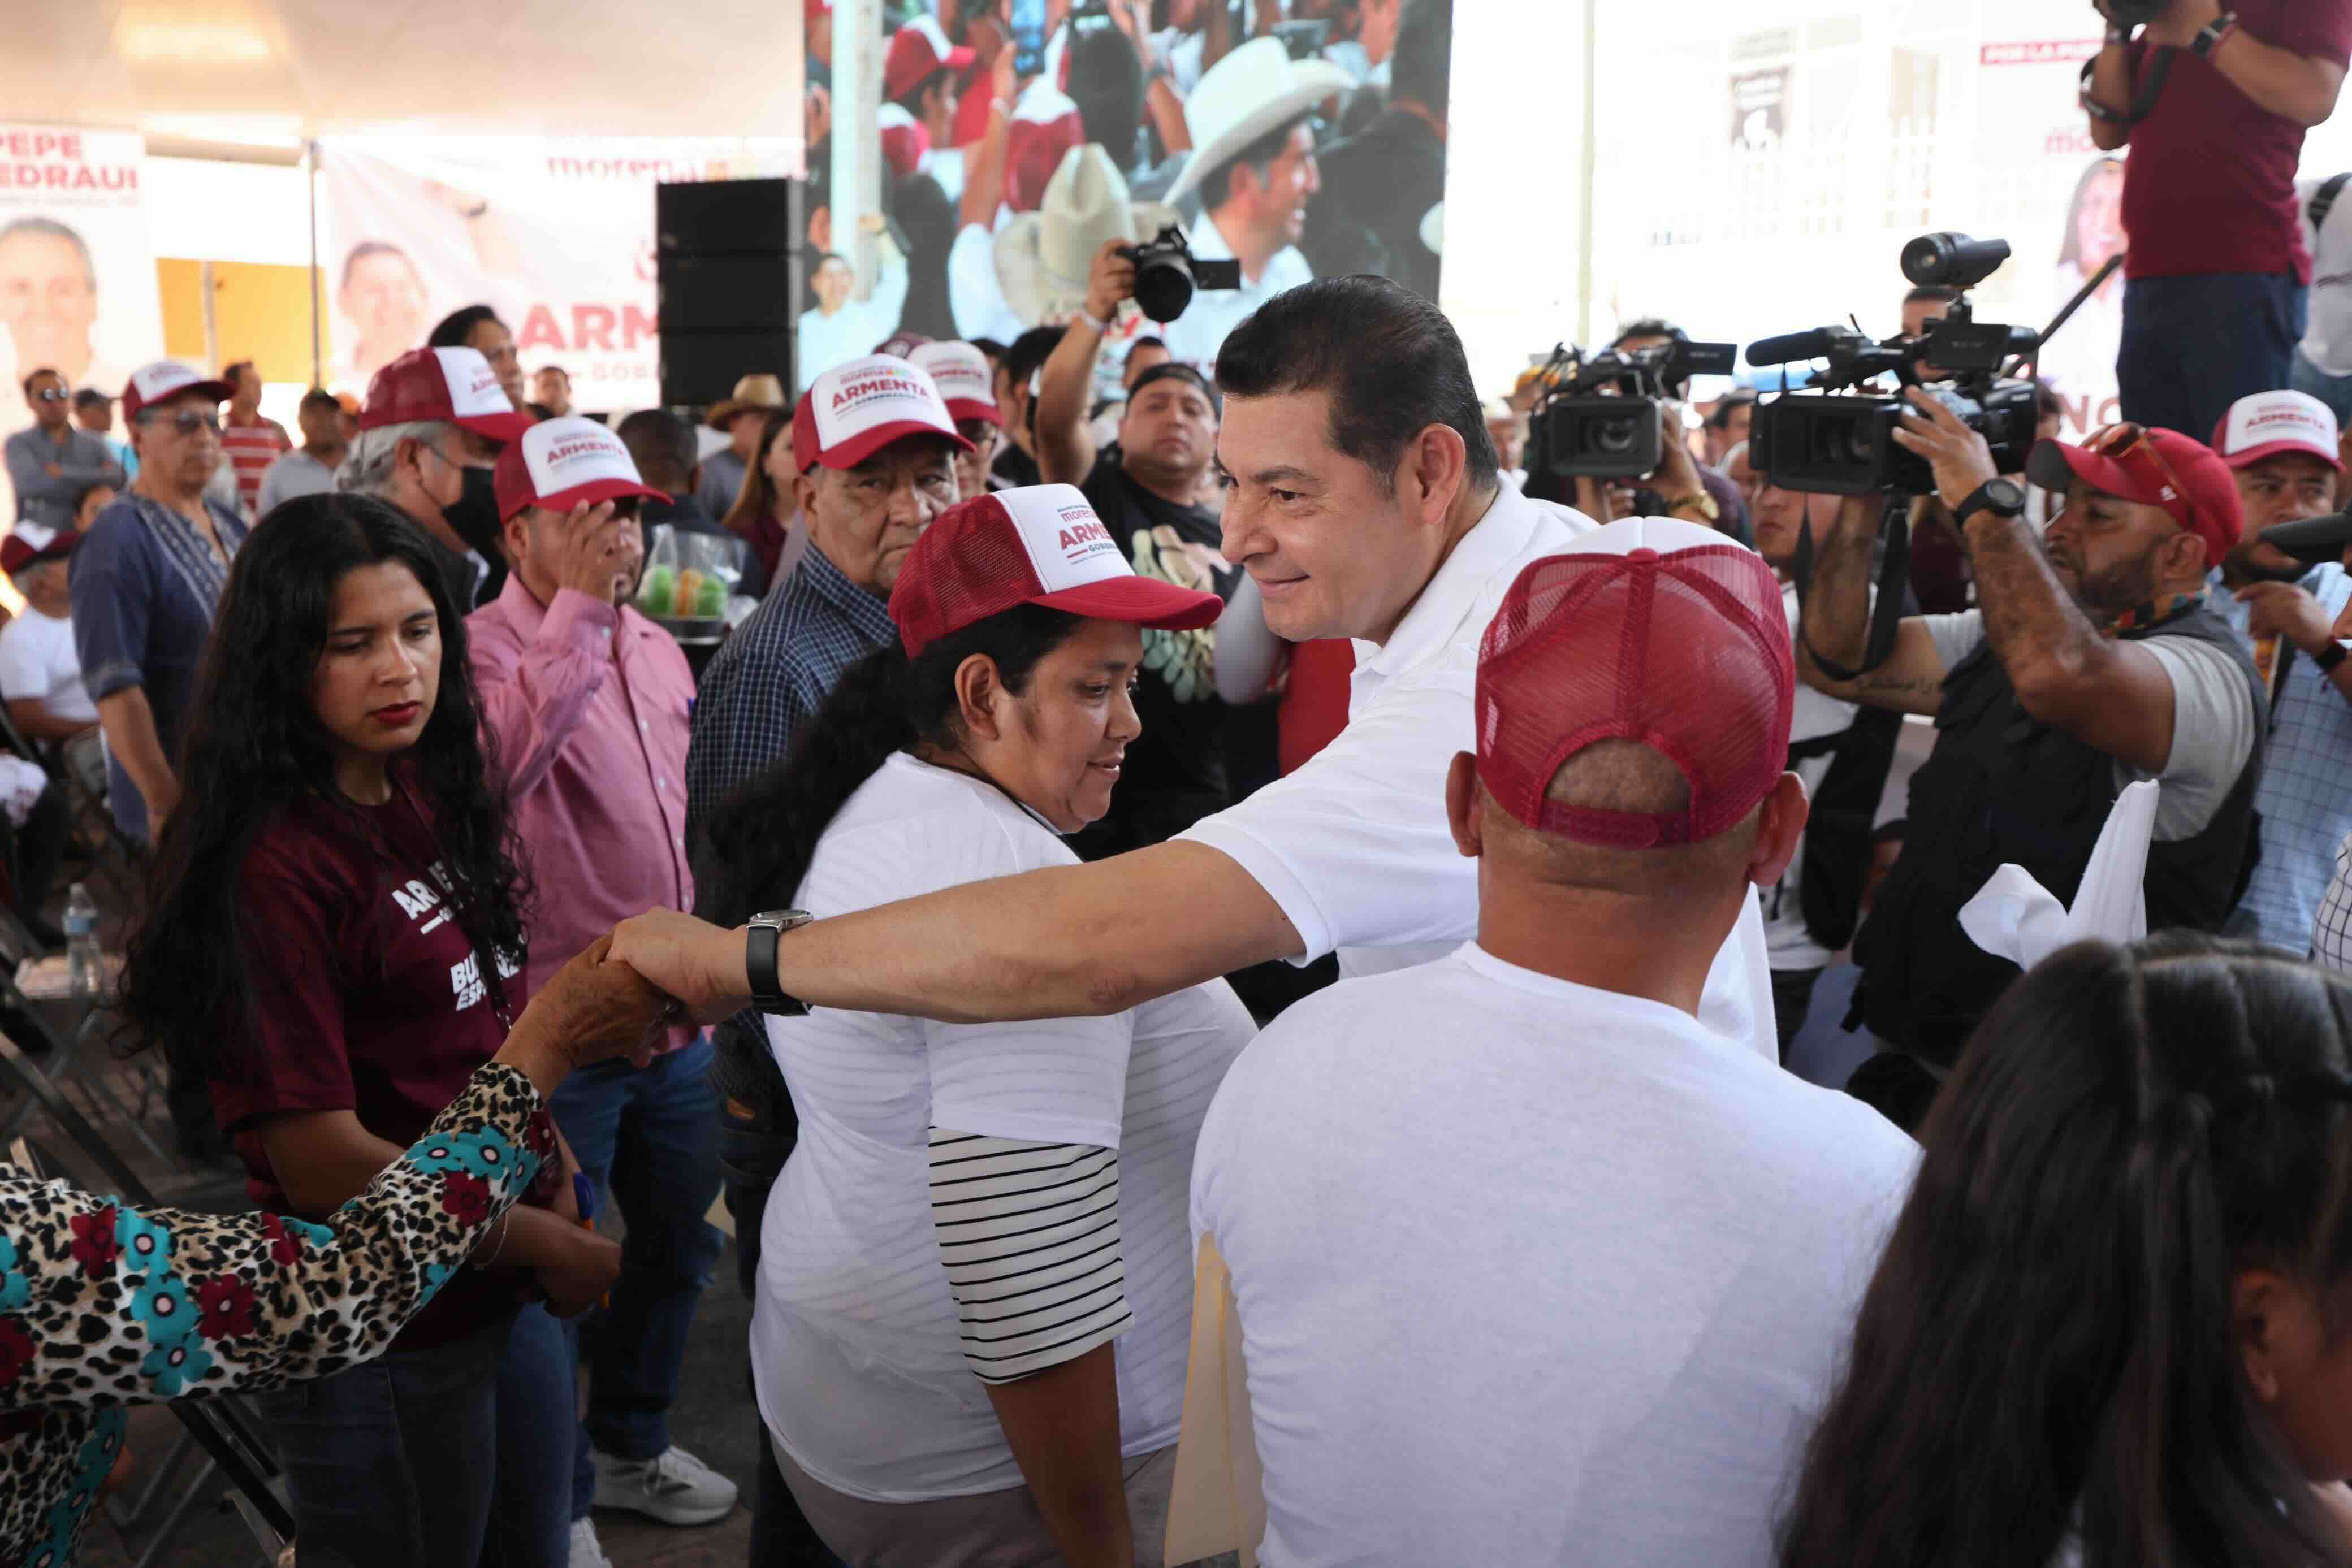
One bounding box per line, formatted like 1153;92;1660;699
2082;0;2352;439
1034;237;1236;854
1798;396;2263;1130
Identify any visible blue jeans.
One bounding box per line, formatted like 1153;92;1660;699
2118;270;2307;441
545;1033;726;1519
256;1318;509;1568
2292;346;2352;432
489;1302;577;1568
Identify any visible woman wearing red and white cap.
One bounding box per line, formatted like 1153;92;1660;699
697;484;1248;1567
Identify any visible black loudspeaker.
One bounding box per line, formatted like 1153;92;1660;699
655;177;806;408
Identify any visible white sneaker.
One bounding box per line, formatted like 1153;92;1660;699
590;1444;740;1527
567;1517;613;1568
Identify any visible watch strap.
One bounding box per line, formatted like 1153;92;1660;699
1953;480;2025;529
2315;639;2349;674
746;920;810;1018
2192;12;2236;59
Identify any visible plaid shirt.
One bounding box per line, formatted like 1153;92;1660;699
2217;564;2352;952
685;541;896;860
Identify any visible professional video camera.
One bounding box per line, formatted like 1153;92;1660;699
1121;225;1242;323
1525;336;1739;479
1746;232;2042;496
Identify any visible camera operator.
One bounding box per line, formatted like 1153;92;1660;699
1800;393;2263;1127
2082;0;2352;440
1034;237;1239;854
1600;320;1752;543
2208;389;2352;950
1749;475;1903;1056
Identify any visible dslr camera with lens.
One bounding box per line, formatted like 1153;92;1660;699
1746;232;2042;496
1525;336;1739;480
1120;225;1242;324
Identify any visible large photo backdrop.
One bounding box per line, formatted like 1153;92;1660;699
802;0;1455;392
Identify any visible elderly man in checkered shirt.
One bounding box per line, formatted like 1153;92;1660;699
2209;390;2352;951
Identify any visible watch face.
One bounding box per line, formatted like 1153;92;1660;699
1987;479;2027;510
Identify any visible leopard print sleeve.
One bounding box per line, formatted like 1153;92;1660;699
0;1062;547;1565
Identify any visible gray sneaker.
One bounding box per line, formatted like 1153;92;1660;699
590;1444;740;1527
567;1517;613;1568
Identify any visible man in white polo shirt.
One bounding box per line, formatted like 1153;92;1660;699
1185;518;1918;1566
612;276;1776;1063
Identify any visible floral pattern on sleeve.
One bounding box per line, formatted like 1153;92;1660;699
0;1061;544;1563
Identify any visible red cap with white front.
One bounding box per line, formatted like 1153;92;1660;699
885;14;976;100
1476;515;1793;850
2211;388;2342;471
121;359;234;422
493;416;667;523
889;484;1223;657
792;354;974;474
358;347;536;443
909;341;1002;426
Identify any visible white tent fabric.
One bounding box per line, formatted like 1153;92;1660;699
4;2;806;145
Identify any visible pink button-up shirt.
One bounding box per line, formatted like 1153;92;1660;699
470;574;697;1052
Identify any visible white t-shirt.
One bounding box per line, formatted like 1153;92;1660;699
1769;579;1864;972
0;607;95;724
2299;174;2352;377
1178;482;1780;1057
1190;943;1920;1568
751;752;1254;1502
1919;610;2256;842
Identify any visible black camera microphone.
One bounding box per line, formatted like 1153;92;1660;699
2258;511;2352;568
1748;328;1844;367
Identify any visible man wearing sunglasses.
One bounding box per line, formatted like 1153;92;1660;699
1798;388;2263;1129
5;367;123;534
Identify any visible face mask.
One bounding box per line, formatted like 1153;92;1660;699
441;462;505;560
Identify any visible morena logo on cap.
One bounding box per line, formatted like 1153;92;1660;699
998;486;1130;591
810;354;959;457
522;418;641;494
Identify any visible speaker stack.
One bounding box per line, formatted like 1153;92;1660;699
654;177;807;409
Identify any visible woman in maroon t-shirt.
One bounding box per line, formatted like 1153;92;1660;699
120;492;621;1568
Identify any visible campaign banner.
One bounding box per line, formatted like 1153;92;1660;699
0;123;163;529
317;138;801;412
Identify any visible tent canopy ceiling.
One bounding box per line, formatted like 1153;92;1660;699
11;1;807;149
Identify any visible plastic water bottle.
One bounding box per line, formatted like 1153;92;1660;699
63;884;100;997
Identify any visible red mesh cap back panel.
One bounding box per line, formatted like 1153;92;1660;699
1475;544;1793;850
888;493;1049;657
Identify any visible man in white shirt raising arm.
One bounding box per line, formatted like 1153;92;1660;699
610;276;1778;1055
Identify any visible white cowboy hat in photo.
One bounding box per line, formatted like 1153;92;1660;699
1164;36;1352;210
995;145;1179;330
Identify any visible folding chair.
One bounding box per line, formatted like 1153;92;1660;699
59;727;142;909
0;1039;292;1567
0;900;176;1172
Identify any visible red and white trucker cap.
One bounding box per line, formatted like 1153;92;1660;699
910;341;1002;427
493;416;667;523
121;359;232;422
889;484;1223;657
885;14;975;101
793;354;973;474
357;347;535;443
1476;515;1793;850
2211;388;2342;471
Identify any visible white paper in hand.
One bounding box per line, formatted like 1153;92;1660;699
1957;779;2158;971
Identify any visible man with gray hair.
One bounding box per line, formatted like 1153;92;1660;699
341;346;534;609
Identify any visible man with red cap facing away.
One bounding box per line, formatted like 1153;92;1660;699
1801;389;2264;1130
467;418;738;1568
1182;515;1920;1568
343;345;537;612
2206;388;2352;952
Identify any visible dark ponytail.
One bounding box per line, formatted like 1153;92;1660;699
701;603;1087;926
1777;932;2352;1568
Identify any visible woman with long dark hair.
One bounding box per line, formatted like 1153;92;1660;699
720;406;803;590
1779;932;2352;1568
119;491;619;1568
702;486;1250;1567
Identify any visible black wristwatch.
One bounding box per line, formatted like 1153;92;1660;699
2191;11;2237;60
2315;640;2350;674
1953;477;2028;528
746;909;815;1017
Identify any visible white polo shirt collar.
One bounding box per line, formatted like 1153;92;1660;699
1352;480;1550;692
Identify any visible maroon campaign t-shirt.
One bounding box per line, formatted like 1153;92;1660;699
2124;0;2352;280
207;772;559;1348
